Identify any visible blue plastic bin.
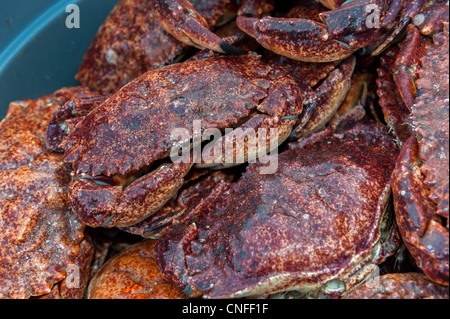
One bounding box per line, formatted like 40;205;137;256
0;0;119;118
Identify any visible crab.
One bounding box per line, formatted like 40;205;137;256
119;170;235;239
87;239;186;299
341;273;449;299
155;121;401;299
151;0;435;62
48;54;309;229
49;47;359;232
150;0;275;57
380;17;449;286
376;1;449;147
0;87;96;299
377;0;448;123
235;0;440;62
76;0;242;95
376;26;424;147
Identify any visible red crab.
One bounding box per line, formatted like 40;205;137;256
156;121;401;298
48;55;306;229
392;24;449;285
47;34;356;232
87;240;186;299
342;272;449;299
236;0;435;62
76;0;242;95
0;87;96;299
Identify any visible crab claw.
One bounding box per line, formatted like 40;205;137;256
153;0;245;55
236;16;356;62
293;55;356;138
46;95;109;152
69;160;194;228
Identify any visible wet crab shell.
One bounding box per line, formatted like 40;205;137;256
0;87;95;298
61;54;303;229
62;54;303;177
87;239;186;299
76;0;182;95
35;237;94;299
155;121;400;298
341;272;449;299
391;24;449;286
76;0;236;95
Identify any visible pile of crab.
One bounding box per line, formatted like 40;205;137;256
0;0;448;299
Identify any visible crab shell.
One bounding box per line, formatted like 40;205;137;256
0;87;95;298
375;22;434;147
36;238;94;299
155;121;400;299
391;24;449;286
76;0;236;95
61;54;303;229
342;273;449;299
87;240;185;299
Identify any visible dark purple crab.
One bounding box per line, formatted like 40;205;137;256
236;0;435;62
76;0;241;95
0;87;96;299
378;15;449;285
48;54;307;229
155;121;401;298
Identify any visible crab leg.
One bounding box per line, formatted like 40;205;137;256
153;0;243;54
195;67;304;170
294;55;356;138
